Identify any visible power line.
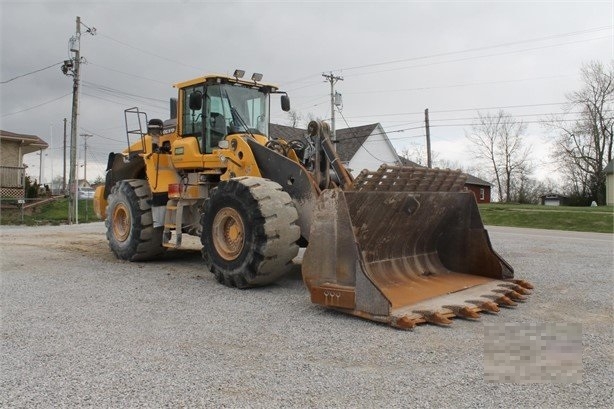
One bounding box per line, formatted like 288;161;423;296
1;92;72;118
1;62;64;84
83;81;167;101
343;35;609;79
281;26;610;90
285;79;327;92
344;73;575;96
88;61;169;85
81;92;167;114
431;117;585;128
78;127;125;144
335;109;424;161
344;102;570;120
431;102;569;114
97;33;205;72
336;26;611;72
414;110;602;124
336;108;390;163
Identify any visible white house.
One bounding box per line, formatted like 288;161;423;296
336;123;401;176
270;123;401;176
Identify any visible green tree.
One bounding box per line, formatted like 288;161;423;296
24;176;39;198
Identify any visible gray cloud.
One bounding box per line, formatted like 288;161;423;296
0;0;609;183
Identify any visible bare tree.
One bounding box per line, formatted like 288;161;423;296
399;143;440;167
465;110;532;202
306;112;324;125
286;110;302;128
547;61;613;204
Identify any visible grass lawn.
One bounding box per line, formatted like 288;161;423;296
0;197;99;226
1;197;612;234
478;203;614;234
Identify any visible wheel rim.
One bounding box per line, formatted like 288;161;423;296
112;203;131;242
212;207;245;261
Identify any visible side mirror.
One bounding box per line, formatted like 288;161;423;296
188;91;203;111
170;98;177;119
281;94;290;112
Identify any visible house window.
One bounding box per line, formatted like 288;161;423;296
480;188;485;200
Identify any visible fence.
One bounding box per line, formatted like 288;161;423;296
0;166;25;198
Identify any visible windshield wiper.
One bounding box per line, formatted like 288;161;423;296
230;107;254;139
222;88;254;139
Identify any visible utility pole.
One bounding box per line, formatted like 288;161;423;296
68;16;81;224
49;124;53;190
63;117;67;194
81;133;93;221
322;72;343;145
425;108;432;168
38;148;43;184
62;16;95;224
82;133;93;184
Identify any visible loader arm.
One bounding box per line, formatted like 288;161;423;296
246;138;319;242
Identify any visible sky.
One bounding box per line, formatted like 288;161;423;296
0;0;611;186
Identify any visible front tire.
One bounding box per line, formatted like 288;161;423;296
201;177;300;288
106;179;165;261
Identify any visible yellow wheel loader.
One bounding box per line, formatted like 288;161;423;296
94;71;532;329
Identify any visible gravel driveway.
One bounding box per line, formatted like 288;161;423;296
1;223;612;407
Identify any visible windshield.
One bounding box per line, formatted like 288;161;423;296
207;84;269;136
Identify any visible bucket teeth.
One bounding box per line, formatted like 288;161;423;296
507;290;527;301
423;311;453;326
513;286;532;295
496;295;517;307
394;315;418;330
494;288;526;301
457;306;481;319
443;305;481;319
499;283;532;295
479;300;500;313
513;279;534;290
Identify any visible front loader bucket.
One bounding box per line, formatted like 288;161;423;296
302;166;532;329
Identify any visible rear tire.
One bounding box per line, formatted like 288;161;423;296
201;177;300;288
106;179;165;261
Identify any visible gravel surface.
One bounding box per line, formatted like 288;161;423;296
1;222;612;408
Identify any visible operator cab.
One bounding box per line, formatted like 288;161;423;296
177;72;290;154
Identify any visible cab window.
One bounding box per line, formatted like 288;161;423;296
181;85;204;138
204;85;231;153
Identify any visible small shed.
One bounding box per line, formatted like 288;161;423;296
464;174;492;204
606;160;613;206
541;193;569;206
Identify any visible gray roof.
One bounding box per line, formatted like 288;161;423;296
464;174;492;187
0;129;48;149
0;129;48;156
269;123;381;162
269;123;306;143
335;123;379;162
541;193;568;199
399;156;422;167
